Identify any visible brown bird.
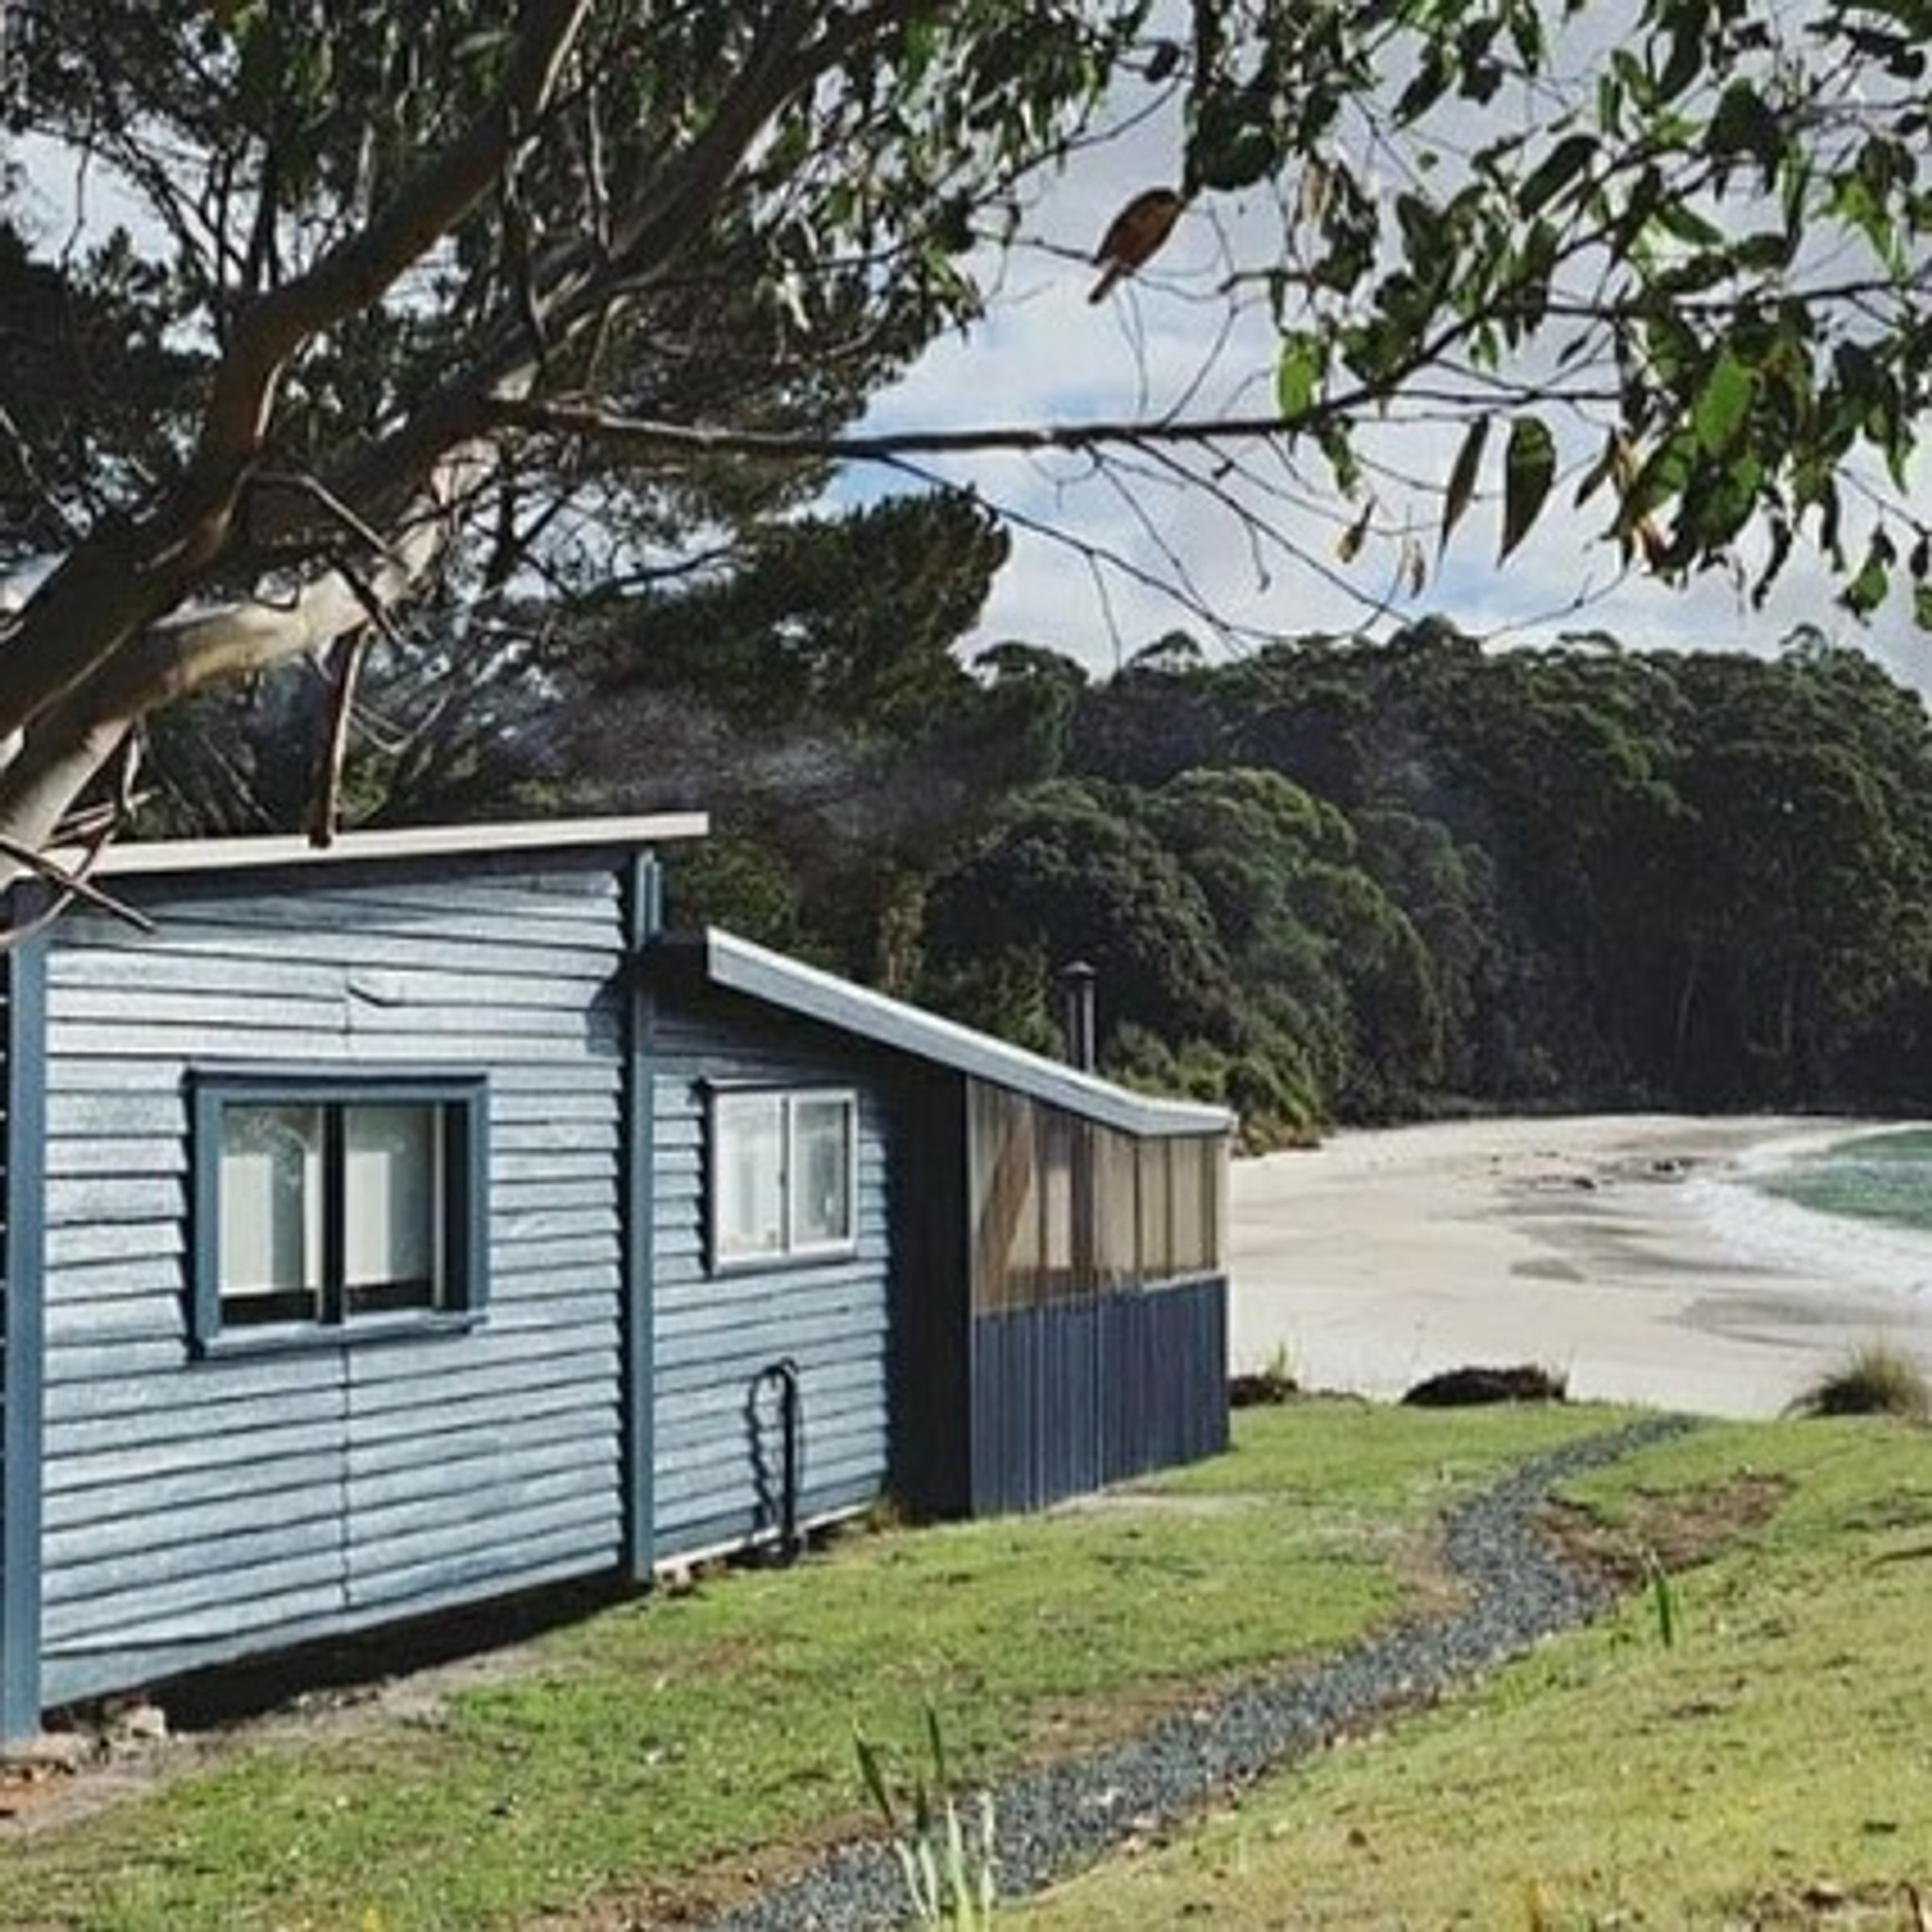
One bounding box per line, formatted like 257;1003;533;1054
1087;187;1184;303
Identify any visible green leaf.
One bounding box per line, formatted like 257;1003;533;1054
1915;584;1932;633
1572;429;1620;508
1707;80;1782;176
924;1702;950;1789
855;1728;900;1832
1842;530;1895;618
1190;91;1280;192
1440;415;1491;555
1395;43;1452;122
1274;334;1324;419
1657;14;1707;102
1517;132;1596;217
1498;416;1557;562
1319;421;1360;496
1653;200;1725;248
1692;350;1755;457
1336;495;1375;564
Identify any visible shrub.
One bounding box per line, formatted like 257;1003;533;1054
1788;1341;1932;1423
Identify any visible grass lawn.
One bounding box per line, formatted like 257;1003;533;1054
0;1401;1607;1932
1016;1414;1932;1929
8;1402;1927;1930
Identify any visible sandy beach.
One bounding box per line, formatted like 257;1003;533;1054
1230;1113;1932;1417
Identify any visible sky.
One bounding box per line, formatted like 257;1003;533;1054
8;12;1925;702
851;38;1932;697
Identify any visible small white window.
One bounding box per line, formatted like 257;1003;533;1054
711;1089;858;1268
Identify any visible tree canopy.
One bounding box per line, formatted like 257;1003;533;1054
647;621;1932;1134
0;0;1926;914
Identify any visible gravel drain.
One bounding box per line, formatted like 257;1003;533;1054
693;1413;1697;1931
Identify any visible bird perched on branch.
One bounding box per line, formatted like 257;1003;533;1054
1087;187;1184;303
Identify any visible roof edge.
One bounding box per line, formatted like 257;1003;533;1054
663;926;1233;1139
70;813;710;879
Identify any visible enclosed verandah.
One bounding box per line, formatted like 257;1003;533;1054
966;1080;1228;1514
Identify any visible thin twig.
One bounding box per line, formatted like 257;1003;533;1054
0;829;158;940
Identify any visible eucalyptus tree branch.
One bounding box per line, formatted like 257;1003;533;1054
0;463;464;865
0;0;595;751
484;397;1343;463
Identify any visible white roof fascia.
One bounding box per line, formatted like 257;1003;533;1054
70;813;710;878
691;926;1233;1140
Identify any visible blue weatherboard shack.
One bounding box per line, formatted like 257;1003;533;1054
0;818;1230;1740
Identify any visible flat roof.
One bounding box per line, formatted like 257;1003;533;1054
658;927;1232;1140
65;813;709;878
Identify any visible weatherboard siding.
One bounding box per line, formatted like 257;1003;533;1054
649;997;893;1559
35;861;631;1706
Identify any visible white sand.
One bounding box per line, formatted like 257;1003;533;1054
1230;1113;1932;1417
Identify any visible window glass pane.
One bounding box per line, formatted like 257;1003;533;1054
1138;1139;1173;1283
1170;1137;1208;1275
1092;1124;1139;1292
1041;1109;1081;1300
1208;1137;1228;1269
969;1082;1041;1313
791;1095;855;1249
716;1093;786;1260
344;1104;444;1312
220;1104;324;1324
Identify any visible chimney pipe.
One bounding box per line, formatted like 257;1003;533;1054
1058;959;1097;1072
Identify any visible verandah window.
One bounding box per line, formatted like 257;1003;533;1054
968;1082;1225;1314
192;1074;488;1346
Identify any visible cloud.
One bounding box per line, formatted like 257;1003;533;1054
847;37;1931;695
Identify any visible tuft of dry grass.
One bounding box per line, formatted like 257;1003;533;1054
1788;1340;1932;1423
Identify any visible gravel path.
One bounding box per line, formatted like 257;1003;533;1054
695;1414;1694;1930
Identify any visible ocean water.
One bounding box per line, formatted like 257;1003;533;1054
1688;1124;1932;1299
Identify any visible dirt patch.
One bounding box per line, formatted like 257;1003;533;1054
1731;1877;1932;1927
0;1577;631;1837
1537;1470;1791;1590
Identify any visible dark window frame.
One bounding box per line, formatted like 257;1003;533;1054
189;1069;490;1356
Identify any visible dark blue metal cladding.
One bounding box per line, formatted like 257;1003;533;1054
884;1069;970;1522
2;930;49;1740
969;1276;1228;1516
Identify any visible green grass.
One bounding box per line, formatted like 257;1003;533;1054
1;1401;1613;1932
1015;1415;1932;1929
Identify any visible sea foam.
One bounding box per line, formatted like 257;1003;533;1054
1684;1124;1932;1301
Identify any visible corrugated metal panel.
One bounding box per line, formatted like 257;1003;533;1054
35;862;631;1707
970;1276;1229;1515
648;997;893;1561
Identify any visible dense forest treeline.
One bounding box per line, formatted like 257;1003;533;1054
645;619;1932;1140
147;494;1932;1142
